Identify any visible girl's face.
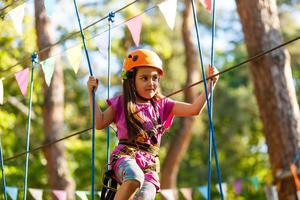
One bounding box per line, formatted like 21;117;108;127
135;67;160;102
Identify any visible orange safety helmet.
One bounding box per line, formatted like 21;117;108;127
123;49;164;76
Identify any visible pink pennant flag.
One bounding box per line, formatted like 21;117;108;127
53;190;67;200
15;68;29;96
234;180;242;195
125;15;142;47
199;0;211;12
158;0;177;29
29;188;43;200
180;188;192;200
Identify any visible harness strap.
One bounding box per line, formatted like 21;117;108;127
118;139;159;156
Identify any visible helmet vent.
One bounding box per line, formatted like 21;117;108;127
132;55;138;61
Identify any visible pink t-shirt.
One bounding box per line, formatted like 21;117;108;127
107;94;175;190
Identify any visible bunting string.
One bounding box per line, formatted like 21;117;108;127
0;2;159;81
0;0;141;74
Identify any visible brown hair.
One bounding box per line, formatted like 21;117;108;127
123;68;162;141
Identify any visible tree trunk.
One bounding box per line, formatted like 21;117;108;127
34;1;75;199
161;0;198;195
236;0;300;199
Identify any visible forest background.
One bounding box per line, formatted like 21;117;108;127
0;0;300;199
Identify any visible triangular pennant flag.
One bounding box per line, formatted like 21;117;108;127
98;191;102;198
125;15;142;47
234;180;242;194
160;189;176;200
179;188;192;200
264;185;278;200
0;78;3;105
15;67;29;96
158;0;177;30
215;183;227;198
199;0;211;12
198;186;208;200
41;57;56;86
290;163;300;190
29;188;43;200
6;186;18;200
250;177;259;191
75;191;88;200
8;3;26;35
95;35;108;59
45;0;55;16
53;190;67;200
66;44;82;74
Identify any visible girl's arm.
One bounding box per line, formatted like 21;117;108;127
172;65;219;117
87;76;115;130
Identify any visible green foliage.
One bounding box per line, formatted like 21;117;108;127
0;0;299;199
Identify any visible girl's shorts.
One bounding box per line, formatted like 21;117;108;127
113;156;145;188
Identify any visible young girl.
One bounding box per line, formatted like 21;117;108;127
87;48;219;200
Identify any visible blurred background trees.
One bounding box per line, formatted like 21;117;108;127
0;0;300;199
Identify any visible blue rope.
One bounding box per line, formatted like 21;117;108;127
23;53;37;200
72;0;96;199
208;0;224;198
106;11;114;171
189;0;223;199
0;137;7;200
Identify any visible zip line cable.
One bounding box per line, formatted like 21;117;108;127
0;0;140;74
2;35;300;164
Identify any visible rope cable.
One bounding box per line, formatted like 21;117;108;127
72;0;97;198
106;12;114;171
0;137;8;200
22;53;37;200
190;1;223;199
208;0;224;199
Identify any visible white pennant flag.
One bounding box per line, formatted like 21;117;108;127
29;188;43;200
215;183;227;198
94;35;109;59
158;0;177;30
75;191;88;200
160;189;177;200
40;57;56;86
8;3;26;35
0;78;4;105
66;44;82;74
6;186;18;200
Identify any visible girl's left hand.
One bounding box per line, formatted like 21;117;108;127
207;65;219;85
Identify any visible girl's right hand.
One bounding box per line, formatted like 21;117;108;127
87;76;98;93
